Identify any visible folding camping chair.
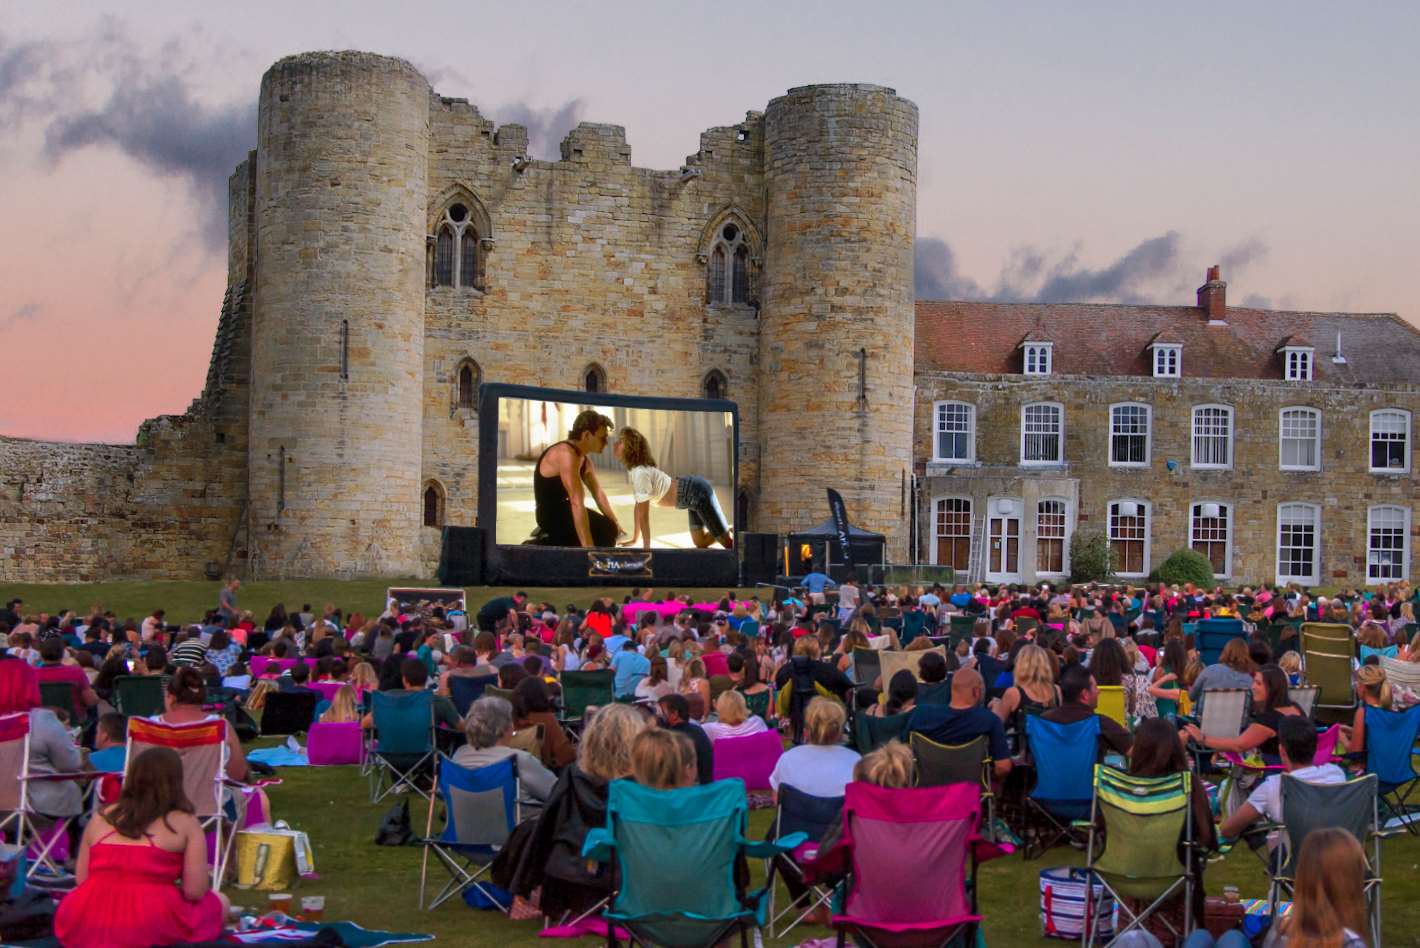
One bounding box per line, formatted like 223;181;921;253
1380;655;1420;708
448;675;492;717
125;716;233;888
418;755;519;910
1095;685;1128;729
765;785;843;939
948;614;978;651
582;777;804;948
1360;703;1420;834
113;675;168;717
1269;773;1385;945
558;669;615;733
1287;685;1319;718
808;780;1008;948
851;649;882;690
1084;766;1196;947
367;690;436;804
1194;619;1244;668
0;711;87;882
711;731;784;800
259;691;319;736
879;648;947;686
910;732;994;835
1300;622;1357;712
1189;688;1250;775
1021;715;1097;859
37;683;75;720
852;710;910;754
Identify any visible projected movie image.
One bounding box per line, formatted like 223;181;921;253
495;397;735;551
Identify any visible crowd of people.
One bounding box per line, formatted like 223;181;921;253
0;574;1411;946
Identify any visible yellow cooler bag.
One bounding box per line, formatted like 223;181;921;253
233;821;316;891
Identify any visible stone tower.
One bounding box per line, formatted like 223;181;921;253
759;84;919;560
248;52;431;577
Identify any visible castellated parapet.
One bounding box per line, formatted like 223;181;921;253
250;52;431;577
760;85;918;561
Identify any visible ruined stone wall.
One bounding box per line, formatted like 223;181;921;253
419;98;767;569
914;372;1420;584
759;84;918;561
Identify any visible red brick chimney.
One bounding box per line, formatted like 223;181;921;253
1197;265;1226;321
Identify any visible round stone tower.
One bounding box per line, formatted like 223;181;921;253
759;84;918;561
249;52;431;577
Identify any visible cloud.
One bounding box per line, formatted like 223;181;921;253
487;100;587;160
0;22;256;251
0;302;42;332
916;231;1271;306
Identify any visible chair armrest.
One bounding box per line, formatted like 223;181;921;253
580;827;616;862
742;831;806;860
1069;820;1093;830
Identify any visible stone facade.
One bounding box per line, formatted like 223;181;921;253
2;50;1415;584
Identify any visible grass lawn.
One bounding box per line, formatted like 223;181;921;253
256;761;1420;946
1;580;764;626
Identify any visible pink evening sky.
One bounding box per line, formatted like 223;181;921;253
1;1;1415;444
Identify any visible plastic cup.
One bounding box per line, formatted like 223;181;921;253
269;892;293;915
300;896;325;922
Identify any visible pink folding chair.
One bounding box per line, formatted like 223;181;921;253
803;780;1010;948
311;681;345;703
710;730;783;794
307;721;365;766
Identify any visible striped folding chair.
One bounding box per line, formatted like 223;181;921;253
125;717;232;888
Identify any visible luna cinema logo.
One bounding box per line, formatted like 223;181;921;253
588;551;653;578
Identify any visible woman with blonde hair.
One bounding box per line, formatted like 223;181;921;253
613;426;733;550
702;689;768;742
991;644;1059;722
769;698;858;799
630;728;698;789
678;657;711;721
1342;664;1393;759
318;684;360;724
492;703;650;921
854;740;914;789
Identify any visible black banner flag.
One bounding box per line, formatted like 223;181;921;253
826;488;856;569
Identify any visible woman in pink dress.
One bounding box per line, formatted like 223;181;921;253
55;746;227;947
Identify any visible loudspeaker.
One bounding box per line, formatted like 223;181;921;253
740;532;780;585
437;526;486;586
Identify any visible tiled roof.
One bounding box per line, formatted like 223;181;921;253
914;301;1420;384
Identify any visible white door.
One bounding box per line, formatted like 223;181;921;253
987;512;1022;583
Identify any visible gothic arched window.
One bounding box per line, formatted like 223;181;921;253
433;202;482;289
456;359;480;410
583;363;607;394
702;369;727;401
705;222;751;305
422;481;445;528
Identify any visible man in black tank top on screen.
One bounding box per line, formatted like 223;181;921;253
531;409;624;547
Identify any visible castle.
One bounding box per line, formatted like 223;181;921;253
3;50;1418;587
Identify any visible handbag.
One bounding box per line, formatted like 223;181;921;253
233;821;317;890
375;799;413;846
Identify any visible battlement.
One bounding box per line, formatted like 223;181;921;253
559;123;632;164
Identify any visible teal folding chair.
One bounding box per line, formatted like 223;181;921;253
367;690;436;803
582;778;804;948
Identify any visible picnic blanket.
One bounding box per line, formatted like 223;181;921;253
228;918;433;945
248;745;310;768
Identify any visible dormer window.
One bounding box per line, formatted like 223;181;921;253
1283;347;1314;381
1023;343;1053;376
1152;344;1181;378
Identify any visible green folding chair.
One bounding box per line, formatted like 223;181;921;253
910;731;995;838
1083;766;1196;947
113;675;168;717
557;669;615;732
1300;622;1357;712
38;682;75;718
852;709;910;754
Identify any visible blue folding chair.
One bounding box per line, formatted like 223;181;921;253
582;778;805;948
417;756;519;910
1022;715;1099;859
765;785;843;938
1194;618;1244;668
367;690;436;804
448;675;491;718
1363;704;1420;835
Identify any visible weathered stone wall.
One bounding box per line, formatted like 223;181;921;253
249;52;431;578
914;372;1420;584
419;97;768;571
759;85;918;561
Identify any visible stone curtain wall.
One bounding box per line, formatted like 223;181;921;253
420;98;767;559
914;372;1420;584
759;85;918;561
